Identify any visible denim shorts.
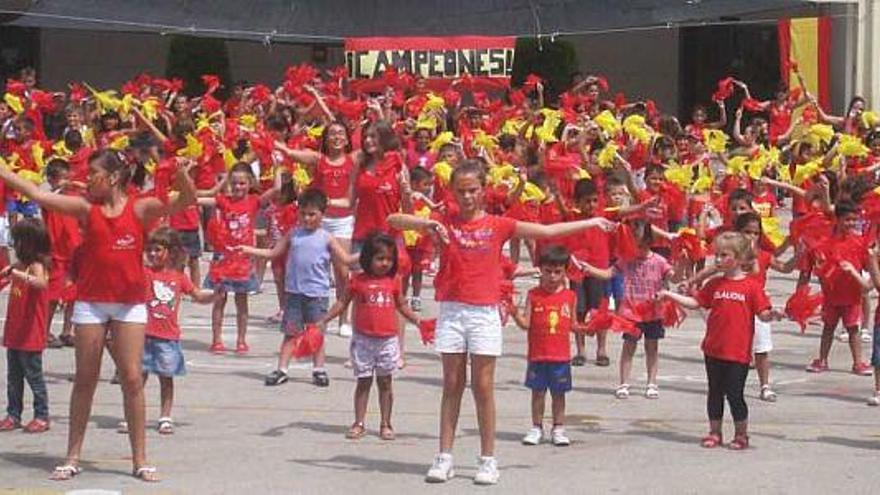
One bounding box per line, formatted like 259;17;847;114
281;292;329;335
525;361;572;394
872;326;880;368
623;320;666;342
203;271;260;294
605;272;624;305
573;277;606;319
143;337;186;377
178;229;202;259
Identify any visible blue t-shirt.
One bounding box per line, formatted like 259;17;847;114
285;227;332;297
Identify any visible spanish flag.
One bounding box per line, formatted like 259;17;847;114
778;17;832;110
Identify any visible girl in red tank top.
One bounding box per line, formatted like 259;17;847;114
0;149;197;482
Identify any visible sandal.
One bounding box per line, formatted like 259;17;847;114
133;465;160;482
47;334;64;349
50;464;82;481
345;422;366;440
645;384;660;399
157;417;174;435
23;418;50;433
117;420;129;434
595;355;611;367
379;424;395;441
209;342;226;354
728;434;749;451
614;384;630;399
235;342;250;355
700;432;722;449
0;416;21;431
760;385;777;402
59;334;76;347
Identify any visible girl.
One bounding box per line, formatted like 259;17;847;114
580;220;674;399
660;232;781;450
141;228;215;434
316;232;420;440
0;149;196;482
0;218;51;433
197;162;276;354
263;172;299;323
388;160;615;485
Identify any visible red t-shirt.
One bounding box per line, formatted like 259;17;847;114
2;273;48;351
77;199;147;303
314;154;355;217
349;274;400;338
212;194;261;280
697;276;771;364
751;191;777;219
352;154;402;241
527;287;575;362
145;268;195;341
434;213;517;305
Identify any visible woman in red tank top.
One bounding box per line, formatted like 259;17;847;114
0;149;197;482
276;121;358;332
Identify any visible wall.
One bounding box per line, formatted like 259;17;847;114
565;29;681;114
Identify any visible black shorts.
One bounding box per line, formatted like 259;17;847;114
572;278;606;319
623;320;666;342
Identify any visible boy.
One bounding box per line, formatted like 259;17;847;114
241;189;350;387
802;201;872;375
402;166;438;312
512;245;576;446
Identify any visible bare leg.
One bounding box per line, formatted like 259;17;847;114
438;353;467;453
644;339;659;385
530;390;545;426
550;393;566;427
846;325;863;365
108;321;151;472
376;375;393;427
817;323;835;362
471;355;497;457
354;376;372;425
211;292;227;346
619;340;637;385
233;293;249;346
60;324;107;467
755;352;770;387
158;377;174;418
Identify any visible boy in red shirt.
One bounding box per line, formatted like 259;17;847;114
801;201;873;375
512;245;576;447
661;232;781;450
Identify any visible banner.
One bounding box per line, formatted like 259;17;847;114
345;36;516;92
778;17;831;111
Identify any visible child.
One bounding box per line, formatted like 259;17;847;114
141;228;215;434
402;166;437;312
241;188;349;387
388;160;615;485
42;159;81;348
660;232;781;450
802;201;873;375
0;218;51;433
867;244;880;405
316;232;420;440
198;163;275;354
586;220;673;399
511;245;576;447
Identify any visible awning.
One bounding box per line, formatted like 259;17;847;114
0;0;837;43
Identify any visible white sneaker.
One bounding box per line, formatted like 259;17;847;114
551;427;571;446
521;426;543;445
868;393;880;406
836;330;850;343
474;456;499;485
860;329;872;343
338;324;353;337
425;453;454;483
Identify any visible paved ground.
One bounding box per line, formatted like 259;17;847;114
1;252;880;494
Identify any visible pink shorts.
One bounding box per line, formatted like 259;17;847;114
822;303;861;329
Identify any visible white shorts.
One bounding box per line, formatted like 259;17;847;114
71;302;148;325
0;214;9;247
435;302;503;356
753;318;773;354
322;215;354;240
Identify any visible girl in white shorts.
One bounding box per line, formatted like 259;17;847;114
389;160;615;485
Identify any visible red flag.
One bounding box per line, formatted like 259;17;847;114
596;76;609;92
5;79;26;96
522;74;542;92
201;74;221;95
201;94;221;114
785;285;823;332
742;98;764;112
711;77;735;102
659;299;686;328
68;82;88;104
614;223;641;262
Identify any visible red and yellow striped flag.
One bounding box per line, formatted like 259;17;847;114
778;17;832;111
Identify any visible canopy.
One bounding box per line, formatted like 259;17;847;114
0;0;832;43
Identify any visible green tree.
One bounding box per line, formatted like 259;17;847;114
512;37;578;103
166;35;232;98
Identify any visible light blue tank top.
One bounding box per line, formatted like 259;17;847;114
285;227;332;297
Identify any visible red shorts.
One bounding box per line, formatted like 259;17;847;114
822;303;862;329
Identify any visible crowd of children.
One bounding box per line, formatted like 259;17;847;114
1;61;880;485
